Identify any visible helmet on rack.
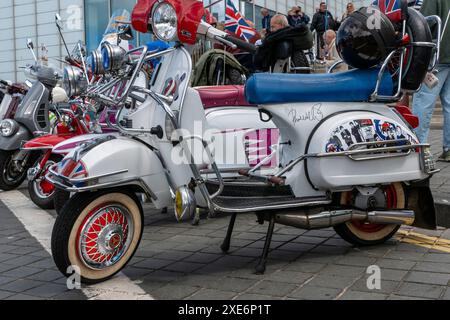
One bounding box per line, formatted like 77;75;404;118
336;6;397;69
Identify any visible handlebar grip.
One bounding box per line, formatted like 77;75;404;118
129;93;146;103
224;35;256;54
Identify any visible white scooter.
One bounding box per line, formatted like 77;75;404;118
48;0;440;283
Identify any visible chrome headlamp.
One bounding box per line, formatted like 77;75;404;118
151;2;177;42
0;119;19;137
63;65;88;98
101;43;127;72
87;50;104;75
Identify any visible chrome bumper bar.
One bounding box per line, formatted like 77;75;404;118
45;165;158;200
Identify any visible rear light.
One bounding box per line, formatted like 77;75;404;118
394;105;419;129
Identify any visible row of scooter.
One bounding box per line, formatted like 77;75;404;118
0;12;150;212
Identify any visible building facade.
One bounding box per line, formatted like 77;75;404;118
0;0;373;82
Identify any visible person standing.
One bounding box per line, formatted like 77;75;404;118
341;2;355;21
261;8;271;33
411;0;450;161
310;2;335;59
323;29;347;72
288;6;310;27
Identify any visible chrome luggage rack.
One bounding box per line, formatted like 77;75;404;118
370;15;442;102
329;16;442;103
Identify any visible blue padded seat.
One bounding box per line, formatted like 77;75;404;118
245;68;393;105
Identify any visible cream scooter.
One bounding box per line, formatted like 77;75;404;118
48;0;440;283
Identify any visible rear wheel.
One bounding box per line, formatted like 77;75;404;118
333;183;405;246
291;50;310;74
0;150;29;191
273;51;310;74
51;189;143;284
28;154;62;209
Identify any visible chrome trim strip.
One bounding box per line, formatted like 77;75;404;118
46;172;158;200
200;167;250;174
47;165;128;183
315;143;427;159
274;142;431;177
212;199;331;213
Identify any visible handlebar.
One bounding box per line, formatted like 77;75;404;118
223;35;257;54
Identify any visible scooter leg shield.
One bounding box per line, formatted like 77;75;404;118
406;179;437;230
0;126;32;151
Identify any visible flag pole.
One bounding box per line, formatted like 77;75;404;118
204;0;223;9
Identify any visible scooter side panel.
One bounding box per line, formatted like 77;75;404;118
260;102;427;196
306;112;427;189
206;107;278;170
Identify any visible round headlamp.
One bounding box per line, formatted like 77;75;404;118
101;43;127;72
0;119;19;137
151;2;177;42
63;65;88;98
87;50;104;75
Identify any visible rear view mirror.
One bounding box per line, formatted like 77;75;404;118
118;24;134;41
27;39;34;50
26;39;38;62
55;13;63;29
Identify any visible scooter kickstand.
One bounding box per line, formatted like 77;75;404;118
220;213;237;253
255;214;276;275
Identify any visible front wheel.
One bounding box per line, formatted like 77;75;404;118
28;154;63;209
0;150;29;191
333;183;405;246
51;189;144;284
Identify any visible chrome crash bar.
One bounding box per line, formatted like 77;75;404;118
46;164;158;200
273;140;438;178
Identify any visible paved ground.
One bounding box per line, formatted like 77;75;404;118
0;129;448;300
430;128;449;180
429;129;450;221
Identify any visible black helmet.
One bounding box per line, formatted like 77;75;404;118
337;7;397;69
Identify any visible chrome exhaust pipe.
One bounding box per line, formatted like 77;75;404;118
274;209;415;229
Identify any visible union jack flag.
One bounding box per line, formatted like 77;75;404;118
372;0;402;22
225;0;256;42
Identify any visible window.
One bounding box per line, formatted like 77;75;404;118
85;0;152;53
85;0;109;52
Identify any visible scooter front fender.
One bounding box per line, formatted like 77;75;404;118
0;125;32;151
48;136;172;209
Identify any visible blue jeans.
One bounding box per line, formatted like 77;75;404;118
412;65;450;151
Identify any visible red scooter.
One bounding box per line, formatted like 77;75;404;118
22;102;93;209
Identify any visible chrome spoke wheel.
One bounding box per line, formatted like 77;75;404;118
78;204;133;270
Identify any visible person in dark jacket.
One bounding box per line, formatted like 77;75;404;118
287;6;310;27
261;8;271;33
310;2;335;59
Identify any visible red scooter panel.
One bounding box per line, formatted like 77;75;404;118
132;0;204;44
22;133;77;150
